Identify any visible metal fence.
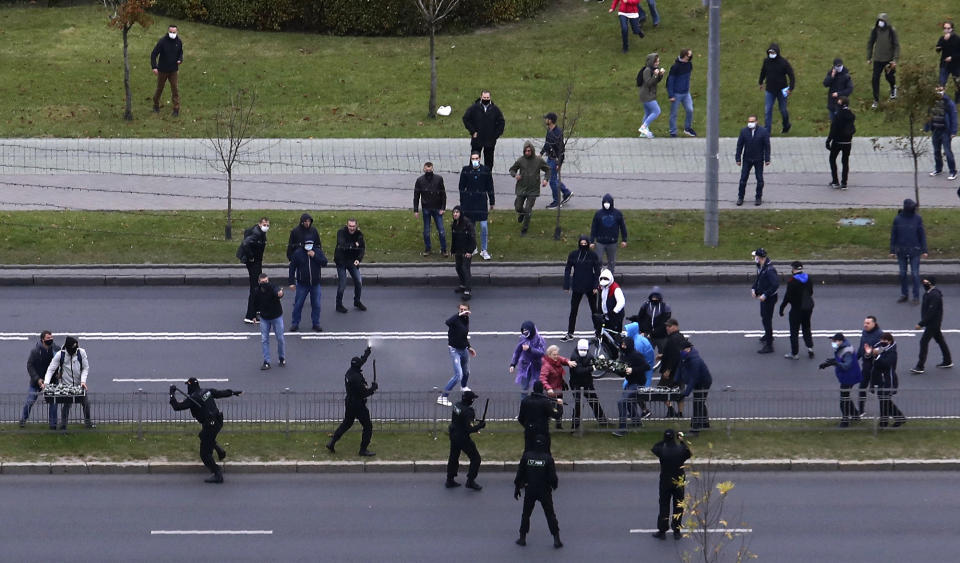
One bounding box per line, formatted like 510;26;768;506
3;388;958;435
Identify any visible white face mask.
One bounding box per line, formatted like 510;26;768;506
260;225;269;233
747;122;757;129
831;342;840;350
168;32;177;39
603;202;611;210
471;160;480;168
304;244;314;251
877;21;885;28
768;53;777;59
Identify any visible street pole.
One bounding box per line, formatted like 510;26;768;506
704;0;721;247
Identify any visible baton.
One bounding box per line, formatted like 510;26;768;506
373;359;377;383
172;386;204;409
480;398;490;422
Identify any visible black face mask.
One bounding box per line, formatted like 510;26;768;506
424;171;433;178
481;99;491;106
66;346;78;355
923;282;933;290
43;340;54;346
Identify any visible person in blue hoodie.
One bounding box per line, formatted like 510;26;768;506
677;340;712;434
666;49;696;137
624;321;656;388
778;261;815;360
589;194;628;273
287;239;328;332
889;199;927;303
510;321;547;396
818;333;862;427
751;248;779;354
562;235;602;342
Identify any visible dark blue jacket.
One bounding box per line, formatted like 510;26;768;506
736;126;771;162
890;199;927;254
666;57;693;97
679;348;712;397
822;66;854;110
925;96;958;136
752;259;779;299
870;343;899;390
458;164;495;222
831;339;862;385
590;194;628;244
287;245;328;286
564;235;601;293
857;324;883;360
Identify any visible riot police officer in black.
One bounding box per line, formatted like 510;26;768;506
326;346;378;456
514;434;562;549
517;381;561;452
651;428;691;540
169;377;242;483
446;390;485;490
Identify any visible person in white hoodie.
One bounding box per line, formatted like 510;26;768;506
42;336;94;429
597;269;627;333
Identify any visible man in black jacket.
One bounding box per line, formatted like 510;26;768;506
651;428;691;540
458;152;495;260
612;337;651;437
334;219;366;313
438;303;474;406
169;377;241;483
856;315;883;416
562;235;601;342
446;390;485;490
414;162;448;256
326;346;378;456
758;42;795;134
630;286;672;351
823;58;854;122
287;239;327;333
659;319;686;418
514;435;562;549
912;276;953;373
778;261;815;360
450;206;477;300
542;112;573;209
239;217;269;324
150;24;184;116
518;381;560;452
678;341;713;434
735;115;772;206
462;90;505;170
253;273;285;370
568;339;607;429
21;331;59;428
826;97;856;189
751;248;779;353
286;213;320;261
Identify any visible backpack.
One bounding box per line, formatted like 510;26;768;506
235;224;257;263
53;349;84;385
636;68;646;88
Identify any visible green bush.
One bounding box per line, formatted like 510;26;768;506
150;0;549;35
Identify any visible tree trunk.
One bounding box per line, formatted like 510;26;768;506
225;169;233;240
428;23;437;119
909;115;920;205
122;25;133;121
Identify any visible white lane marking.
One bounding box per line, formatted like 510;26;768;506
113;378;229;383
150;530;272;535
630;528;753;534
0;336;29;340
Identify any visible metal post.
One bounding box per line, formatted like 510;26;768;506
704;0;721;247
136;388;144;440
283;387;291;437
431;386;439;441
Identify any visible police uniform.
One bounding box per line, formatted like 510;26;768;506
651;429;691;539
514;436;562;548
517;381;560;452
326;347;378;456
169;377;241;483
446;390;485;489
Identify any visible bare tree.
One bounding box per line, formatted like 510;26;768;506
551;81;582;240
207;89;258;240
104;0;155;121
680;451;754;563
414;0;461;119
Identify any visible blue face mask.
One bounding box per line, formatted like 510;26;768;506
471;160;480;168
304;244;314;251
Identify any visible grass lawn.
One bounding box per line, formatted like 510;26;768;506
3;422;959;462
0;1;955;138
2;208;959;264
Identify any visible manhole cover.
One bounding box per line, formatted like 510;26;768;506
837;218;875;226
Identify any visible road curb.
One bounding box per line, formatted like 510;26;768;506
4;459;960;475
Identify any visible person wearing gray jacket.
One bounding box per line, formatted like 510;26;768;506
867;12;900;108
42;336;94;429
637;53;665;138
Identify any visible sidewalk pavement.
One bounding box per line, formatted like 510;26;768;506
3;261;959;287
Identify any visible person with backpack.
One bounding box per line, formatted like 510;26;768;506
637;53;665;138
237;217;270;324
866;13;900;109
818;333;862;428
779;261;815;360
826;97;856;189
925;85;958;181
41;336;94;430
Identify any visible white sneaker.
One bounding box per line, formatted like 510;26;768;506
460;386;471;392
949;173;958;181
870;101;879;109
480;250;491;260
638;125;649;137
930;170;942;177
436;396;452;407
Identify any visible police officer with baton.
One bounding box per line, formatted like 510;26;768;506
169;377;242;484
326;346;378;456
445;391;486;490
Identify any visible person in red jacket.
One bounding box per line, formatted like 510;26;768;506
609;0;645;54
540;345;575;430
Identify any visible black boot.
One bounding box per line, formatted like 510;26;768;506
516;534;526;546
465;479;483;491
204;472;224;484
336;302;348;313
325;440;335;453
445;478;461;488
358;449;376;457
757;342;774;354
216;445;227;461
666;405;676;418
553;534;563;548
652;531;666;540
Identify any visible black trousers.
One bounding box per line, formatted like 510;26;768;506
690;390;709;430
199;416;224;475
918;325;952;368
447;433;481;480
871;61;896;101
570;384;607;426
839;383;857;421
455;254;472;290
523;427;551;453
657;479;685;532
520;492;560;536
760;295;778;344
857;359;874;414
878;389;904;424
787;307;814;355
331;401;373;451
567;291;599;335
59;395;92;426
245;261;262;320
470;139;496;170
738;160;765;199
829;142;851;185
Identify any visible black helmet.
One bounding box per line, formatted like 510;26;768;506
186;377;200;393
350;357;363;368
461;390;478;404
663;428;676;441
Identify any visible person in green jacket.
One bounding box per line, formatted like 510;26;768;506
867;12;900;108
508;141;551;235
637;52;665;138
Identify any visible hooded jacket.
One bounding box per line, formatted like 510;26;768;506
889;199;927;254
652;437;691;480
779;271;813;315
413;172;446;212
752;259;779;300
867;13;900;63
758;43;796;94
27;338;60;388
239;224;267;264
458;162;495;222
462;98;506;147
679;347;712;397
936;30;960;74
829;339;862;385
287;244;328;286
637;53;663;103
540;354;571;393
150;34;183;73
564;236;602;293
624;322;655;386
43;347;89;386
870;342;899;390
450;209;477;254
286;213;320;261
666;56;693;98
827;104;856;144
618;338;650;386
511;321;546;389
630;287;672;339
509;141;551;196
823;65;853;110
920;285;945;329
590;194;628;244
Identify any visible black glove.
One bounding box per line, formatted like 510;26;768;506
169;385;177;396
475;421;486;431
365;346;372;355
232;390;243;396
818;360;835;370
370;382;379;392
514;487;522;500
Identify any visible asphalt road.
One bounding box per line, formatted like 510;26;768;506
2;472;957;562
1;284;956;396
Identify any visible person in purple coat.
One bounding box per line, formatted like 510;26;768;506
510;321;546;395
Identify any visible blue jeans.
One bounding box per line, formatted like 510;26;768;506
336;264;362;304
260;315;285;363
897;251;921;300
939;65;959;86
932;129;957;174
764;90;790;132
291;282;321;328
444;346;470;395
669;92;693;135
617;383;640;429
642;101;661;129
478;220;488;252
547;157;570;204
618;15;642;52
421;208;446;252
21;384;55;423
647;0;660;25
